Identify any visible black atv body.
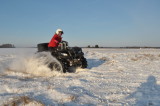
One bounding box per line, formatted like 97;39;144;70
37;41;87;73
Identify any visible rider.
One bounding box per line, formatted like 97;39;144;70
48;29;64;51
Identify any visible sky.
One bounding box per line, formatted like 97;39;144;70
0;0;160;47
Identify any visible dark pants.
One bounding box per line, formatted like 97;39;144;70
48;47;57;52
48;47;57;56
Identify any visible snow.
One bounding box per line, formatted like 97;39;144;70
0;48;160;105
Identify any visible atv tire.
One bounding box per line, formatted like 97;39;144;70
36;52;64;73
49;60;69;73
80;57;87;68
48;61;63;73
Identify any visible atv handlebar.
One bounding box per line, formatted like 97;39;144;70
58;41;68;50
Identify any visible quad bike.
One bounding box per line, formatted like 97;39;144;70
37;41;87;73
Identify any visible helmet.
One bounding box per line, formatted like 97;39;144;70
56;29;64;34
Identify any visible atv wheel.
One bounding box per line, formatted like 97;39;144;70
48;61;63;73
80;57;87;68
36;52;64;73
49;60;69;73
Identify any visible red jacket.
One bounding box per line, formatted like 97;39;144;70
48;34;62;47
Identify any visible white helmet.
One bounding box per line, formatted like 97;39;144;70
56;29;63;34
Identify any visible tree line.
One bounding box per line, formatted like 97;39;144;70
87;45;99;48
86;45;160;49
0;44;15;48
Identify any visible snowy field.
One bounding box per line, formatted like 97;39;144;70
0;48;160;105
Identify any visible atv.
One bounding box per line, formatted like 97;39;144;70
37;41;87;73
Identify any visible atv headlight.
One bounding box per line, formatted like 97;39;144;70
61;53;68;56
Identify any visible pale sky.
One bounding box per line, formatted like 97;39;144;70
0;0;160;47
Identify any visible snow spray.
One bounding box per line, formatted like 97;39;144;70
8;52;63;77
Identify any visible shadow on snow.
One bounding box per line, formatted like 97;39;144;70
87;59;106;69
126;75;160;105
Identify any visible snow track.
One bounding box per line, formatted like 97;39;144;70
0;48;160;105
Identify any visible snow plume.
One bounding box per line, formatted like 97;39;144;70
8;52;63;77
0;55;14;73
0;64;4;73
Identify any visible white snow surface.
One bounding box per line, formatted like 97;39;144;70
0;48;160;105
